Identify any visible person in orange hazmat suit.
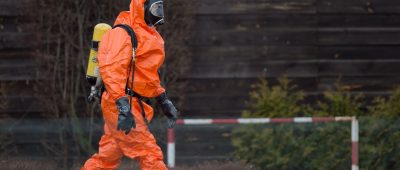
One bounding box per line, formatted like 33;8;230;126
81;0;178;169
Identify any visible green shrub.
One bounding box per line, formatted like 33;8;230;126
315;83;365;117
368;88;400;118
232;77;400;169
242;76;306;118
360;88;400;168
232;123;351;169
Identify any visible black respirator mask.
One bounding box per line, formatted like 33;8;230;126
144;0;165;27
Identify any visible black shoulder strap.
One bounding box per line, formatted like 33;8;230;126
113;24;138;50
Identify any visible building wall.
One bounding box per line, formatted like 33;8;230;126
183;0;400;117
1;0;400;118
0;0;39;117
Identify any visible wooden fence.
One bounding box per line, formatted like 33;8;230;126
1;0;400;117
183;0;400;117
0;0;39;117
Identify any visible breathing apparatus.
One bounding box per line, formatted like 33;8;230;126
144;0;165;26
86;23;112;103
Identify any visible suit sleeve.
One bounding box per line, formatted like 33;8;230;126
132;45;166;98
155;78;166;96
150;58;166;97
97;28;132;101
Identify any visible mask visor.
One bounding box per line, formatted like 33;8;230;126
149;1;164;17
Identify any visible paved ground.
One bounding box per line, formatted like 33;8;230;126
0;157;254;170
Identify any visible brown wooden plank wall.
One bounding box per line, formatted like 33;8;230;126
2;0;400;118
183;0;400;117
0;0;39;116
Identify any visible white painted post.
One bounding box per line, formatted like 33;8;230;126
167;128;175;168
351;118;359;170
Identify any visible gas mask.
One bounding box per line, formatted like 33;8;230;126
144;0;165;27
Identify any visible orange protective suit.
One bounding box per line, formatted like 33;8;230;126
81;0;167;169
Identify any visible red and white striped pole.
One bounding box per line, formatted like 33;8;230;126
351;118;359;170
167;128;175;168
167;117;359;169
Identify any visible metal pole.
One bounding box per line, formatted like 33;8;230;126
351;117;359;170
167;128;175;168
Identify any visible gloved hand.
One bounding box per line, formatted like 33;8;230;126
116;97;136;134
156;93;178;128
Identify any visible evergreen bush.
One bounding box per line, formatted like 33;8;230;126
232;77;400;169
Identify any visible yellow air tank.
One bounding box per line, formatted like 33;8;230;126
86;23;112;85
